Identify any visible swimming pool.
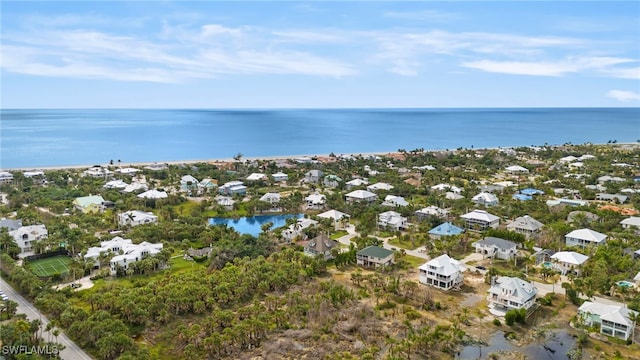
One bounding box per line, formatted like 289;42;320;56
617;280;635;288
542;261;553;268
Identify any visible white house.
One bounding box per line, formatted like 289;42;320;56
0;171;14;184
345;178;369;190
446;192;465;200
84;236;133;267
109;241;164;276
137;189;168;199
578;300;638;341
304;192;327;209
460;210;500;231
367;182;394;192
345;190;378;203
323;175;342;188
303;170;324;183
272;172;288;182
117;210;158;228
621;217;640;230
473;237;518;260
122;182;148;193
104;179;129;190
415;206;449;219
116;167;139;176
215;196;235;210
419;254;465;291
317;209;350;229
472;192;499;206
382;195;409;207
505;165;529;174
259;192;281;204
565;228;607;248
83;167;112;178
282;218;318;242
219;181;247;196
180;175;199;193
550;251;589;275
431;183;462;193
487;276;538;316
10;224;48;253
246;173;268;182
506;215;544;238
378;211;407;231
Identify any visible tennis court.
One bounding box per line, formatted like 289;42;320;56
28;256;72;277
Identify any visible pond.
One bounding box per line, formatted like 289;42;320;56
457;330;576;360
209;214;304;236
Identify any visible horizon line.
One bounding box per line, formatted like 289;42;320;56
3;106;640;111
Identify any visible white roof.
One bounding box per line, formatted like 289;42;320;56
305;193;326;204
215;196;235;206
23;171;44;177
472;192;499;203
317;209;350;221
117;167;139;174
431;183;462;193
10;224;48;238
123;182;148;193
461;210;499;222
566;228;607;243
505;165;529;172
416;206;448;217
120;210;157;222
621;217;640;227
345;189;377;199
550;251;589;265
367;182;394;191
246;173;267;181
419;254;466;276
181;175;199;183
578;154;596;160
383;195;409;207
446;192;464;200
104;179;129;189
272;172;288;178
559;156;578;162
111;241;163;264
579;301;638;327
346;178;369;186
506;215;544;232
137;189;168;199
259;192;281;202
488;276;537;301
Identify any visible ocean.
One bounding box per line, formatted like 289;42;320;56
1;108;638;169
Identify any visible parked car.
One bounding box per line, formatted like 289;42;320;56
475;265;487;271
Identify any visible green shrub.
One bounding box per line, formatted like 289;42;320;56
493;318;501;326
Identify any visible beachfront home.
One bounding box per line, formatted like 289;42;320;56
356;246;394;268
123;182;148;193
246;173;268;182
303;170;324;184
83;166;112;178
282;218;318;243
428;222;465;239
505;165;529;174
73;195;106;214
473;237;518;260
506;215;544;238
143;163;168;171
415;206;449;219
460;210;500;231
565;228;607;248
550;251;589;275
317;209;350;230
305;192;327;210
323;175;342;188
487;276;538;316
303;234;339;260
367;182;394;192
0;172;14;184
621;216;640;231
117;210;158;228
9;224;48;253
472;192;499;206
345;178;369;190
272;172;288;182
104;179;128;190
378;211;407;231
219;181;247;196
419;254;465;291
109;241;164;276
116;167;139;176
345;190;378;204
382;195;409;207
578;300;638;341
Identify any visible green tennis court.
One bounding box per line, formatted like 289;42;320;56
28;256;72;277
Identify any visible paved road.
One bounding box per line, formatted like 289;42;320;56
0;277;94;360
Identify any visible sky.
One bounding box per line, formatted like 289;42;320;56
1;1;639;108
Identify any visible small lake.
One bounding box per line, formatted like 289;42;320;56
209;214;304;236
458;330;576;359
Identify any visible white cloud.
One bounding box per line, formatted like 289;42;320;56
606;90;640;102
600;66;640;79
462;57;636;77
383;10;459;22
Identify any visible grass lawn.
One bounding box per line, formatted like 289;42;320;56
387;237;421;250
404;255;427;268
330;230;348;240
27;256;72;277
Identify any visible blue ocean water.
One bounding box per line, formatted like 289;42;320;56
1;108;638;169
209;214;303;236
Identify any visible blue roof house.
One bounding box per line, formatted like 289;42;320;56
520;188;544;196
429;222;465;239
513;193;533;201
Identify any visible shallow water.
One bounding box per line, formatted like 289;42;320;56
209;214;303;236
457;330;576;360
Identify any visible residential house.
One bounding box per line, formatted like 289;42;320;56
473;237;518;260
123;182;148;193
367;182;394;192
415;206;449;219
303;234;339;260
621;216;640;231
567;211;599;225
303;170;324;184
116;167;139;176
460;210;500;231
104;179;128;190
506;215;544;238
117;210;158;228
428;222;464;239
137;189;168;199
595;193;628;204
282;218;318;243
317;209;350;229
532;248;556;266
259;192;281;210
215;196;235;210
323;175;342;188
419;254;465;291
0;218;23;232
505;165;529;174
597;175;625;184
550;251;589;275
546;198;588;207
431;183;462;193
382;195;409;207
272;172;288;182
378;211;407;231
109;241;164;276
487;276;538;316
578;300;638;341
565;228;607;248
219;181;247;196
246;173;268;182
345;190;378;203
10;224;48;253
84;236;133;268
198;178;218;193
356;246;394;268
472;192;499;206
23;171;46;185
305;192;327;209
83;166;112;178
73;195;106;214
345;178;369;190
180;175;200;193
446;192;465;200
143;163;168;171
0;171;14;184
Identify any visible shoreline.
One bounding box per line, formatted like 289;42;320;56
3;142;638;172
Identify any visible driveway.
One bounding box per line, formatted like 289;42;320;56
0;277;94;359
